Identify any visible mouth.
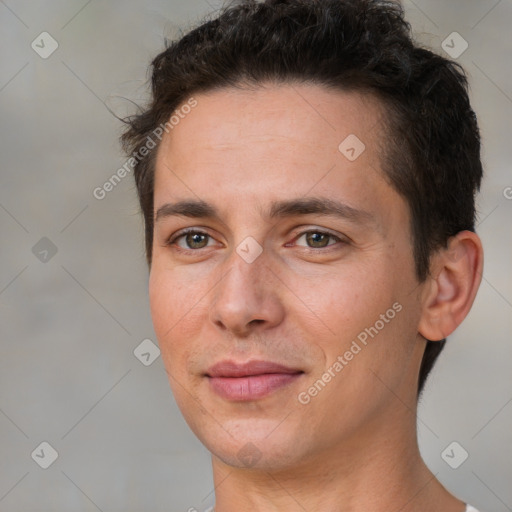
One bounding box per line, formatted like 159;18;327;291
205;360;304;401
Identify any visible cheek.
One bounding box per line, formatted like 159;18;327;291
318;272;420;394
290;260;418;397
149;259;208;324
148;267;206;371
149;269;176;338
289;264;396;345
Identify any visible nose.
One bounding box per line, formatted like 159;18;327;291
209;246;285;337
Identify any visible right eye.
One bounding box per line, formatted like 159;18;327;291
166;229;218;251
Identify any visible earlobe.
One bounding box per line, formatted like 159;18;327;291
418;230;484;341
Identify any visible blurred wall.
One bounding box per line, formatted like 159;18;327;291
1;1;511;511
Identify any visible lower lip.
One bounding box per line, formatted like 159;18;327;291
207;373;303;401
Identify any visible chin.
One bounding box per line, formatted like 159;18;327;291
211;441;304;472
194;419;309;471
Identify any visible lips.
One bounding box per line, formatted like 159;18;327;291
205;360;304;401
205;359;302;378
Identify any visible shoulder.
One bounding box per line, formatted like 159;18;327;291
466;505;482;512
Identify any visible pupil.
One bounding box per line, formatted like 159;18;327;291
307;232;328;247
187;233;207;248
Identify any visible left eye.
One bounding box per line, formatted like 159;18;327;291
294;231;341;248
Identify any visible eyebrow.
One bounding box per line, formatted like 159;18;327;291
155;200;217;222
268;197;375;225
155;197;375;227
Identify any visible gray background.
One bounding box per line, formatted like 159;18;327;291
1;1;511;511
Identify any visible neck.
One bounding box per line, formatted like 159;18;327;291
209;405;465;512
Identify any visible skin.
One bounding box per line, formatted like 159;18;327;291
149;83;483;512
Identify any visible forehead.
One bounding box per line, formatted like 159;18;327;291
153;83;398;223
159;83;385;156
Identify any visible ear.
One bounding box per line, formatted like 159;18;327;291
418;230;484;341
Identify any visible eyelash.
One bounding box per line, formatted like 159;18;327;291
165;227;345;253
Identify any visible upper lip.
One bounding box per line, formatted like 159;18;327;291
205;360;303;378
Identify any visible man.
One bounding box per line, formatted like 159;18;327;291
121;1;484;510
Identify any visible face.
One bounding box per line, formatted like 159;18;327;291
149;84;427;471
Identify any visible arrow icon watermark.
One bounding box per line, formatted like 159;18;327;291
236;236;263;263
134;339;160;366
339;134;366;161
